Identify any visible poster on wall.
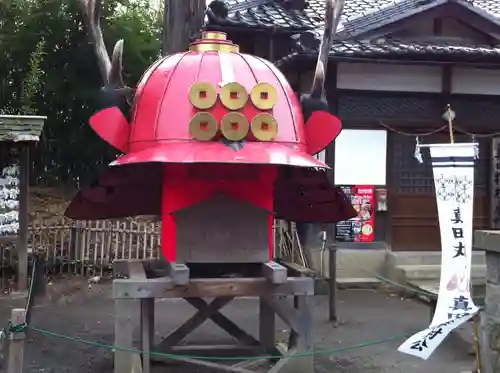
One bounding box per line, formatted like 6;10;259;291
335;185;375;242
0;162;20;237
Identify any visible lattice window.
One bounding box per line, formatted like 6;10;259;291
338;93;441;121
392;133;488;196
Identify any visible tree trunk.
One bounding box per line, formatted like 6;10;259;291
163;0;205;55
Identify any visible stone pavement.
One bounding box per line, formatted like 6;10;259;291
0;278;476;373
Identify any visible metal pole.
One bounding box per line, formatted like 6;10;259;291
328;244;337;322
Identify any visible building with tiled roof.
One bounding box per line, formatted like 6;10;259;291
204;0;500;254
206;0;500;62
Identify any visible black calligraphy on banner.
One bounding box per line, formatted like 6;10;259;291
409;313;472;352
451;207;466;258
447;295;472;319
410;327;443;352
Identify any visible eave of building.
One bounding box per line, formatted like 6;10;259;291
337;0;500;40
276;39;500;70
206;0;500;32
206;0;500;63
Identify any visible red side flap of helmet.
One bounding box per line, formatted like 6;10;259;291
89;107;130;153
305;111;342;156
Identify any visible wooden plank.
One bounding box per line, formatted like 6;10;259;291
263;296;300;333
278;261;316;278
113;277;314;299
159;345;263;357
128;261;147;280
231;358;269;370
113;259;165;277
185;297;260;346
267;348;297;373
262;262;287;284
259;296;277;354
290;295;314;373
0;236;18;244
152;352;255;373
7;309;26;373
140;298;154;373
113;277;175;298
114;299;134;373
131;353;143;373
157;297;233;348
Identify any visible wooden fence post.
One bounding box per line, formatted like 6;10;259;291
7;308;26;373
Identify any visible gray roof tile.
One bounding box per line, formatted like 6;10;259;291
208;0;500;30
206;0;500;61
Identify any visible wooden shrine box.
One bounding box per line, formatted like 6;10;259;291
174;194;269;263
0;115;46;291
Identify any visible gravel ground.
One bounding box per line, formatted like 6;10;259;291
0;277;475;373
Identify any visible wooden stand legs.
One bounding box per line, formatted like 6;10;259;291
112;261;315;373
114;298;134;373
140;299;154;373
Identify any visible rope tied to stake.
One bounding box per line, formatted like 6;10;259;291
7;322;28;334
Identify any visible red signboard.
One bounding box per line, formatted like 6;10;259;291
335;185;375;243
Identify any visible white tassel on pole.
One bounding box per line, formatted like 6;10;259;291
414;136;423;164
472;135;479;160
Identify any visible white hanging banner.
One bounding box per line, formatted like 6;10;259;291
398;143;480;360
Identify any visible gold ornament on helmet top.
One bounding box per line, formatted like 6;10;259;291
189;112;218;141
251;113;278;141
220;112;250;141
250;83;277;110
219;82;248;110
189;82;217;110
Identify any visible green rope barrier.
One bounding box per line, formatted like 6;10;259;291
2;256;478;362
16;324;414;361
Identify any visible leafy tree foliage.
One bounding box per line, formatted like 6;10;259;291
0;0;162;186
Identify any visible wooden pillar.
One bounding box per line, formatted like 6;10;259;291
17;145;29;291
140;298;155;373
163;0;206;55
290;294;314;373
114;298;134;373
259;296;276;353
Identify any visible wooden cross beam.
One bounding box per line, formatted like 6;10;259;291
156;296;260;350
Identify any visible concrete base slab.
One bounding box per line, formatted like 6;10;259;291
337;277;381;289
308;248;387;278
314;277;381;294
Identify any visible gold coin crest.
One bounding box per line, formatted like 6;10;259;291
219;82;248;110
189;112;218;141
220;112;250;141
251;113;278;141
250;82;277;110
189;82;217;110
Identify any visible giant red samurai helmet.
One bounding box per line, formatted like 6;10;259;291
67;0;355;260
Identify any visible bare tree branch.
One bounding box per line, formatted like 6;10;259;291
310;0;345;99
77;0;124;87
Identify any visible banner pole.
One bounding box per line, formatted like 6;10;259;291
444;104;455;144
444;105;481;371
